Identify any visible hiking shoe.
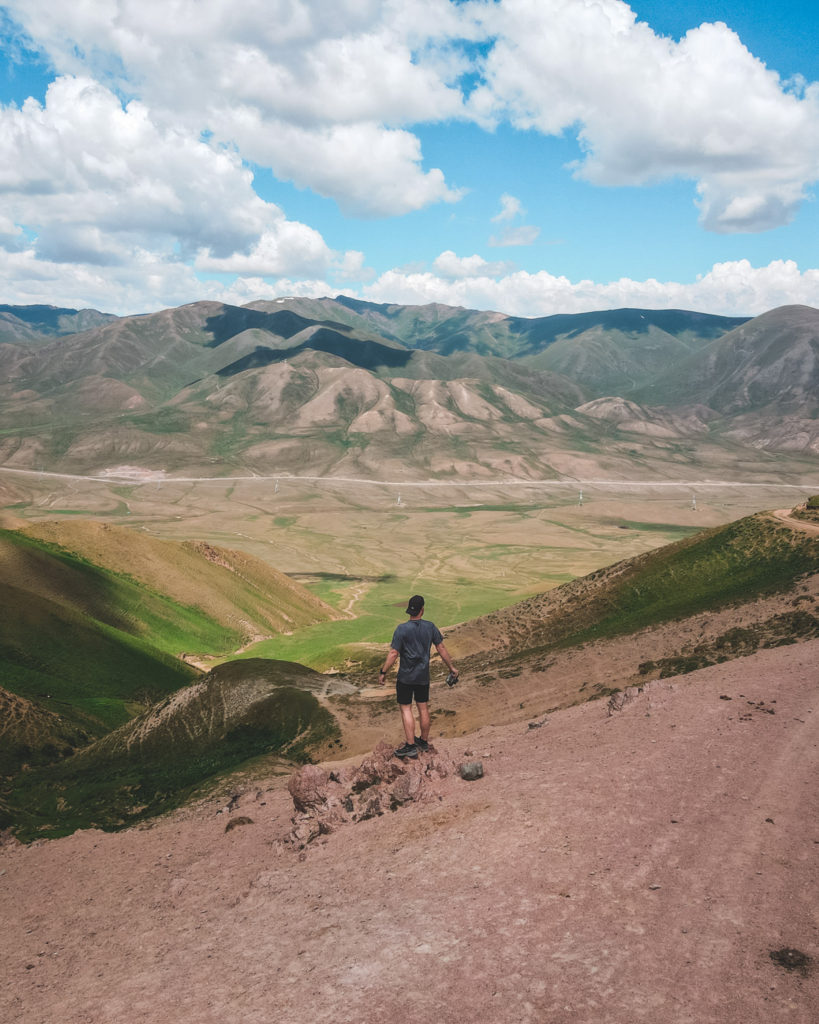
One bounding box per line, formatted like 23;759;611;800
414;737;430;752
394;742;418;759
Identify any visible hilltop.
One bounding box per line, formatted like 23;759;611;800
0;505;816;1020
1;636;815;1024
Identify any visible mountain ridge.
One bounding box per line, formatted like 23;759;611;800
0;297;816;479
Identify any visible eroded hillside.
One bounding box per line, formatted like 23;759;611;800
0;298;816;479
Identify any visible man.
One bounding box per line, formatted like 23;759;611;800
379;594;459;759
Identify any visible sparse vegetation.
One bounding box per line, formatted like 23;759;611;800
4;661;340;840
638;610;819;680
502;513;819;658
793;495;819;522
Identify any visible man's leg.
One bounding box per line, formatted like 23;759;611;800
417;701;431;742
399;702;416;744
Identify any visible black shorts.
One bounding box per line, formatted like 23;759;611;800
396;682;430;706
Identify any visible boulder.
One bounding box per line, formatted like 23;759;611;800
287;740;456;848
287;764;330;812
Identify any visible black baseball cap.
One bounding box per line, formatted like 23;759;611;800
405;595;424;615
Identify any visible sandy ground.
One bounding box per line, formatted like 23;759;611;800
1;639;817;1024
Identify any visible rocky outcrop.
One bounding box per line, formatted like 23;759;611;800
287;740;456;848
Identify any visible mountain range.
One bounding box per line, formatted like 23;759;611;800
0;297;817;481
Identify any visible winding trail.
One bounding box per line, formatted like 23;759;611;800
769;508;819;535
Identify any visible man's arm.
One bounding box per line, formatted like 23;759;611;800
379;647;399;686
434;641;458;677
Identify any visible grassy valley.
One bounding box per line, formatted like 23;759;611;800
1;499;816;841
0;295;817;842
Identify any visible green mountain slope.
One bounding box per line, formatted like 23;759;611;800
0;304;117;344
332;296;747;368
4;659;341;839
448;511;819;668
0;523;339;765
21;519;340;638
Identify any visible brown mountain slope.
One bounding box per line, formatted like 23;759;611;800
691;304;818;415
0;298;816;477
630;305;819;454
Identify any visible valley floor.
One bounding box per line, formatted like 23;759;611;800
2;640;817;1024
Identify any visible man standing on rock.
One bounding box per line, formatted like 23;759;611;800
379;595;459;759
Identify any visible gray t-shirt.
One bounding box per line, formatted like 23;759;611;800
391;618;444;685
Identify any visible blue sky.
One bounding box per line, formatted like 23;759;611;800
0;0;818;318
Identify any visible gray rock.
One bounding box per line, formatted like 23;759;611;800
460;761;484;781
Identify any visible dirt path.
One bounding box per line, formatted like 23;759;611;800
2;640;817;1024
339;581;371;618
770;508;819;535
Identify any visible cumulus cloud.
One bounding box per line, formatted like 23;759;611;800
5;0;818;231
3;235;817;321
1;0;818;319
362;259;819;318
0;75;354;281
332;249;375;283
3;0;473;217
0;244;215;315
469;0;819;232
488;192;539;246
0;240;339;316
432;250;513;279
194;223;334;278
226;116;463;217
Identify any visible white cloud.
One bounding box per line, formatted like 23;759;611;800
1;0;818;320
362;259;819;318
3;0;472;218
492;193;524;222
488;192;539;247
3;236;817;321
0;214;26;252
432;250;513;279
0;75;355;280
469;1;819;232
226;116;463;217
489;225;541;247
0;240;340;315
195;223;333;278
5;0;818;231
332;249;375;283
0;244;213;314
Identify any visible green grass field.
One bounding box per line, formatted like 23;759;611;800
233;575;533;670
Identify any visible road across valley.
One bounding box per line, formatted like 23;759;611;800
1;465;818;491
